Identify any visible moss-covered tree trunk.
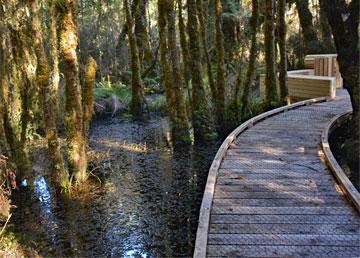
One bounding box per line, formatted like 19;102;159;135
215;0;225;131
277;0;288;101
221;0;240;60
158;0;176;129
240;0;258;118
264;0;278;104
158;0;191;145
0;26;10;156
58;0;87;184
187;0;213;142
167;0;191;144
82;56;97;139
45;1;68;188
295;0;320;54
8;29;35;146
0;24;32;179
197;0;217;106
125;0;145;119
135;0;152;65
30;0;49;129
177;0;192;107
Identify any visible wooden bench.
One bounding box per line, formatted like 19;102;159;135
259;70;336;101
287;74;336;101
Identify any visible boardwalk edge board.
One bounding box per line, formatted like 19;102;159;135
321;111;360;213
193;96;327;258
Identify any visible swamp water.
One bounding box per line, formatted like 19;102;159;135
11;117;220;257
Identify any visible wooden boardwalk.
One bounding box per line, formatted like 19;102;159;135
195;89;360;257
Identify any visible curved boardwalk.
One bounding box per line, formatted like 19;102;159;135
195;89;360;257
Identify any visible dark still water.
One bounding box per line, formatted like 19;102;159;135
11;117;220;257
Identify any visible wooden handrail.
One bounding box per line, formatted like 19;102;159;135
321;111;360;213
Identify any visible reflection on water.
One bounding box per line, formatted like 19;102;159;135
33;176;58;244
12;117;219;257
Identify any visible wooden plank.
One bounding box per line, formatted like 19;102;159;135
216;178;335;186
207;233;360;246
218;167;329;175
217;171;330;180
212;197;346;207
220;159;327;170
223;153;324;161
215;184;338;193
214;190;341;199
328;56;332;77
228;145;321;155
210;214;360;224
207;245;360;257
209;223;360;235
324;57;329;76
211;206;356;215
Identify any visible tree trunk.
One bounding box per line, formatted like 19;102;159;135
158;0;191;145
221;0;240;60
125;0;145;119
264;0;278;104
321;0;359;189
277;0;288;101
135;0;152;65
240;0;258;118
321;0;359;116
295;0;320;54
197;0;217;105
0;27;10;156
82;56;97;139
167;0;191;144
187;0;213;141
8;29;35;145
178;0;192;107
0;24;32;179
30;0;50;129
45;1;68;188
319;0;334;52
215;0;226;130
58;0;87;184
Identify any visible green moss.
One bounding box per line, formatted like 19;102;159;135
0;227;39;257
203;131;218;140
